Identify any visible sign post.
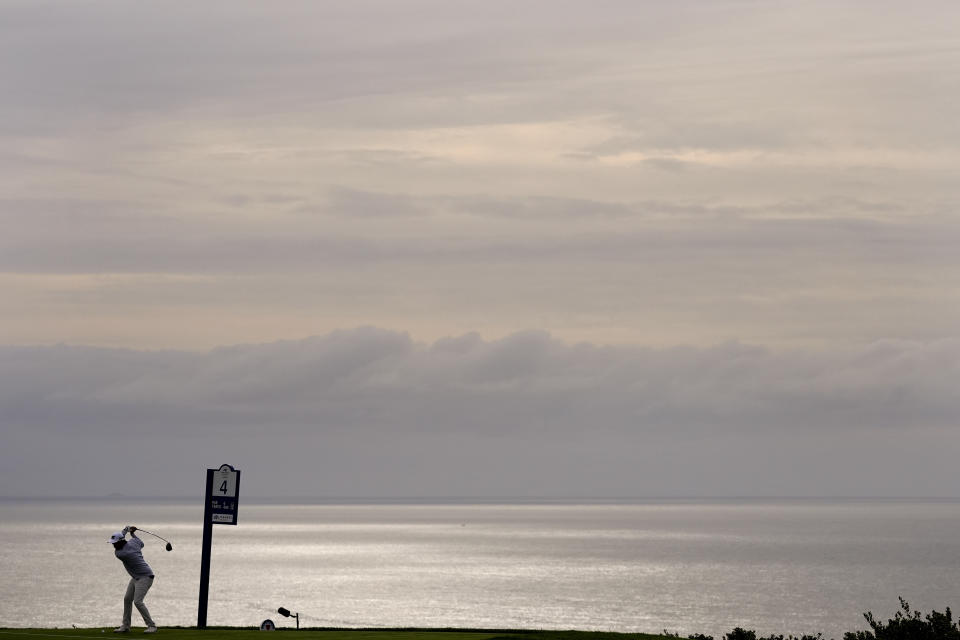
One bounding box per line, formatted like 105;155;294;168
198;464;241;629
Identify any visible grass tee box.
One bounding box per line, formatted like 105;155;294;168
0;629;677;640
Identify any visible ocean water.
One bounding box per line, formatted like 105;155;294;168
1;498;959;638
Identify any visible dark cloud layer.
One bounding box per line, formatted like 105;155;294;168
2;330;957;498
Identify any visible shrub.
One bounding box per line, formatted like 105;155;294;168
843;597;960;640
669;598;956;640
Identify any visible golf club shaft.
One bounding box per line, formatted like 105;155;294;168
135;528;170;544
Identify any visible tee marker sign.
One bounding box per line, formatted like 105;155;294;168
210;464;240;525
198;463;241;628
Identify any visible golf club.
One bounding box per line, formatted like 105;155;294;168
136;528;174;551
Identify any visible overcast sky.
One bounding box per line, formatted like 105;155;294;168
2;1;958;497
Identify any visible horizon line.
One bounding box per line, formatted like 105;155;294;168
3;494;959;502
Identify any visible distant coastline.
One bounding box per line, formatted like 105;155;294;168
2;495;960;504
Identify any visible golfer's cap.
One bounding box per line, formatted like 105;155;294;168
109;531;126;543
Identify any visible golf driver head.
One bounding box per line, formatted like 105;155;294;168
165;542;173;551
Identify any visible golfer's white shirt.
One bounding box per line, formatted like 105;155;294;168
115;536;154;578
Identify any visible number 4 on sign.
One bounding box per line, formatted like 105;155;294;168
213;464;238;497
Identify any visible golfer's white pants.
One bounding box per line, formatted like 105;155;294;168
123;576;155;627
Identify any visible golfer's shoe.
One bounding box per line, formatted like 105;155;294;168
144;627;158;634
113;627;129;633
